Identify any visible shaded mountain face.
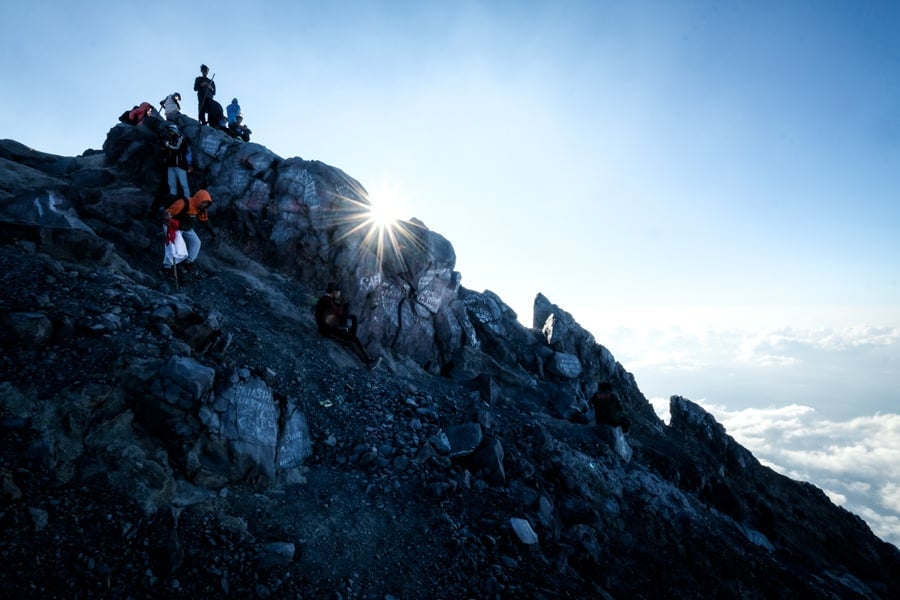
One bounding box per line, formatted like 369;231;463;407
1;120;898;599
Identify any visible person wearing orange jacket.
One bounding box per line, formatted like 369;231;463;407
159;189;216;273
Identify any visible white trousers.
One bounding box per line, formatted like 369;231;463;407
163;229;201;266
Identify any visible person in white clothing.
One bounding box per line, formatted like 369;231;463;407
159;93;182;120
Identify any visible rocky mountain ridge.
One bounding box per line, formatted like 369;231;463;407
1;115;898;598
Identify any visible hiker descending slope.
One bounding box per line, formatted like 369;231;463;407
194;64;216;125
159;190;216;276
160;124;192;200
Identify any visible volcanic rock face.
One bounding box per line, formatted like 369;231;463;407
1;121;898;598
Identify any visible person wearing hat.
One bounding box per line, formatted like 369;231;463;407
315;282;379;368
159;92;182;120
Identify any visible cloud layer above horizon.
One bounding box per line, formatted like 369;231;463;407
569;306;900;549
650;398;900;550
587;308;900;421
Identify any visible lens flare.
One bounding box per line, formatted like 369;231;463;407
327;179;425;277
366;181;408;228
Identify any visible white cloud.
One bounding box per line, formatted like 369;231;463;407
736;325;900;369
606;310;900;548
824;489;847;505
880;483;900;513
855;506;900;551
696;401;900;549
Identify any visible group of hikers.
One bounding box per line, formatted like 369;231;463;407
186;63;252;141
120;64;252;141
116;64;259;284
117;68;636;415
118;65;382;369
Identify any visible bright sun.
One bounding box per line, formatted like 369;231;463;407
366;181;408;228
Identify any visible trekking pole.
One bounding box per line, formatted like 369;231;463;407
173;262;179;291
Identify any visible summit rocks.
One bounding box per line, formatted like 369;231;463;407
1;120;898;598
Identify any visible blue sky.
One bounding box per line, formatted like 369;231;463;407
2;0;899;546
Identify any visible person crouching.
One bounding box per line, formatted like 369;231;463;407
160;190;216;273
314;282;379;368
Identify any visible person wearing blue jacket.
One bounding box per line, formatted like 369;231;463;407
226;98;241;126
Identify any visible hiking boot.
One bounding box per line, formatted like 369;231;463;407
160;266;176;279
180;261;194;272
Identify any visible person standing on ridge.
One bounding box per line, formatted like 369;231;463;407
193;64;216;125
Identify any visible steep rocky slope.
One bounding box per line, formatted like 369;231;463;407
1;119;898;599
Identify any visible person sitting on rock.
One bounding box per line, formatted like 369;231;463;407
591;381;630;432
230;115;252;142
206;99;242;139
315;282;379;368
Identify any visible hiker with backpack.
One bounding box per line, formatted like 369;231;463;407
591;381;630;432
158;189;215;276
160;124;192;199
315;282;380;368
159;92;182;120
194;64;216;125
